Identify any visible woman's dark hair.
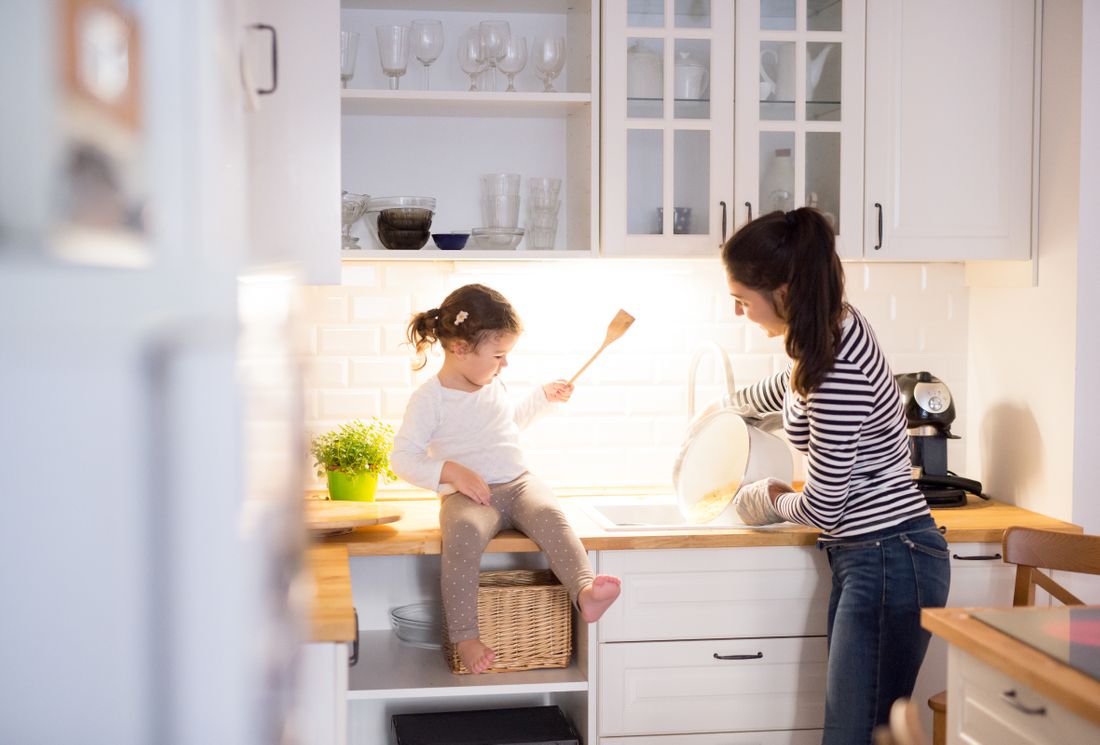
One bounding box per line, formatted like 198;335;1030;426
720;207;845;395
405;283;523;370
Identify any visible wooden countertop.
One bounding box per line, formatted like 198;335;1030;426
923;606;1100;727
306;543;356;643
321;493;1080;557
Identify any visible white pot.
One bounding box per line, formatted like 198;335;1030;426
627;42;662;99
674;53;708;100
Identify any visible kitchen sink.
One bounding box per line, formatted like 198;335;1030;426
580;499;763;531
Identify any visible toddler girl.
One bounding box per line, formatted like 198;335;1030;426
390;283;621;674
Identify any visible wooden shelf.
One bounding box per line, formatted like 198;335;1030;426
341;248;594;261
347;630;589;700
342;89;592;118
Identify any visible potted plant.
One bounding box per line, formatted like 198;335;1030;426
310;418;396;501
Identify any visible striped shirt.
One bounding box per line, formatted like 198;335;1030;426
736;305;929;539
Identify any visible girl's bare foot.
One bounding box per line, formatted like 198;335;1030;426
455;638;496;674
578;575;622;623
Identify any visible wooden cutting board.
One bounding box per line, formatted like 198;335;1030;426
304;499;403;536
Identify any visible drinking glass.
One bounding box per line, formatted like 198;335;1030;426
498;36;527;93
375;25;410;90
478;20;511;91
457;27;488;91
533;35;566;92
410;19;444;90
340;31;359;88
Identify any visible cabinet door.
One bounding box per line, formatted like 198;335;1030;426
602;0;735;256
864;0;1036;260
246;0;341;283
734;0;865;258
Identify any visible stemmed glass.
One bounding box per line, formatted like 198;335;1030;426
340;31;359;88
497;36;527;93
457;27;488;91
478;20;511;91
375;25;410;90
410;19;444;90
533;35;566;92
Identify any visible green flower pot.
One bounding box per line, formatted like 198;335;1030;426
326;469;378;502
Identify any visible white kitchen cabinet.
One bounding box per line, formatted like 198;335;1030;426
339;1;598;260
246;0;342;283
948;647;1100;744
296;642;349;745
863;0;1038;261
597;547;828;741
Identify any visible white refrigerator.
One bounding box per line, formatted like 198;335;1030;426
0;1;308;743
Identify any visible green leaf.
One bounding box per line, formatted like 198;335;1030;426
309;418;396;481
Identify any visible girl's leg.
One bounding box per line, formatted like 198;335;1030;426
504;474;620;622
439;492;503;673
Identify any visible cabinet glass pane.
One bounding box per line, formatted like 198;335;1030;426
673;130;709;234
761;0;795;31
628;129;662;234
674;39;710;119
627;38;663;118
808;0;842;31
759;132;795;214
675;0;711;28
760;41;795;121
628;0;663;27
806;42;840;121
806;132;840;233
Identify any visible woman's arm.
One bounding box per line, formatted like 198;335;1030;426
729;363;791;416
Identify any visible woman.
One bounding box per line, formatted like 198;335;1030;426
722;208;950;745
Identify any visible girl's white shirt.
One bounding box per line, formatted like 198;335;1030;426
390;375;552;495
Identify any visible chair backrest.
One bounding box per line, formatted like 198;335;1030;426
1002;526;1100;606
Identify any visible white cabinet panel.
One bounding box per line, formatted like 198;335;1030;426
599;636;827;737
598;547;830;641
864;0;1037;260
600;731;822;744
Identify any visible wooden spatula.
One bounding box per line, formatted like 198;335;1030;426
568;309;636;385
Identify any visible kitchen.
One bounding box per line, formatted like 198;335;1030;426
1;1;1098;744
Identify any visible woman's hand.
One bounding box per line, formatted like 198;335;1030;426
441;461;491;505
732;477;791;525
543;380;574;403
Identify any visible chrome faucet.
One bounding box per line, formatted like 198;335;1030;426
686;341;736;418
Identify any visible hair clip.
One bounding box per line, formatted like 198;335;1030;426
454;310;469;326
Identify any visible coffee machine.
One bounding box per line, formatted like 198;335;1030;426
895;371;985;508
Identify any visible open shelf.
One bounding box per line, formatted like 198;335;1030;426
341;89;592;118
347;630;589;700
341;248;594;261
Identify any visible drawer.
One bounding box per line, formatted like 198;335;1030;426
599;636;827;736
599;732;822;744
598;547;829;641
950;648;1100;744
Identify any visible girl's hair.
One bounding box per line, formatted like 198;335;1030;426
720;207;845;396
405;283;523;370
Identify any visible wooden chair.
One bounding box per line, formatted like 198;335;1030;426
874;697;929;745
928;526;1100;744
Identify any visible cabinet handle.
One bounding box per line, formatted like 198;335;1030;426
952;553;1002;561
744;201;753;222
873;202;883;250
720;201;728;244
349;608;360;666
250;23;278;95
713;652;763;661
1001;690;1046;716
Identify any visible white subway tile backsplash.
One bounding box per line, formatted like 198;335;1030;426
305;259;970;487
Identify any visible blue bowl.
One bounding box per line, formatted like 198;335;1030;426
432;232;469;250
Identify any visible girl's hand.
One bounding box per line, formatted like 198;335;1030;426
441;461;491;505
543;380;574;403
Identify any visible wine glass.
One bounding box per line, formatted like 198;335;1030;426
375;25;410;90
340;31;359;88
533;35;566;92
457;27;487;91
478;20;510;91
498;36;527;93
410;19;444;90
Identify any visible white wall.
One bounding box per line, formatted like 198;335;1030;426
965;0;1083;523
299;260;970;492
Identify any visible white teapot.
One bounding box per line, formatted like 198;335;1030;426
627;41;662;99
674;51;708;100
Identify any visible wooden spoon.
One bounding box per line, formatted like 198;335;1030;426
568;309;636;385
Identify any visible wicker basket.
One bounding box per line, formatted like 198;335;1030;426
442;569;572;674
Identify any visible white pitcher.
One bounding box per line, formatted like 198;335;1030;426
807;44;835;99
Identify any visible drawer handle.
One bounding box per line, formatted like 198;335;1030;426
1001;689;1046;716
952;553;1002;561
713;652;763;661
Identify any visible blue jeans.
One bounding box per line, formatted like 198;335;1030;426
820;516;951;745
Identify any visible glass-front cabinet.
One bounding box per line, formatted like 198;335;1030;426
602;0;735;256
734;0;864;258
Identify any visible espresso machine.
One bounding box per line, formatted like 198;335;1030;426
895;371;985;508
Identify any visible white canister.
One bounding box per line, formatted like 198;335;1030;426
627;41;662;99
674;52;708;100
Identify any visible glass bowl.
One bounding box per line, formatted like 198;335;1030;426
389;602;443;648
365;197;436;250
471;227;524;250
